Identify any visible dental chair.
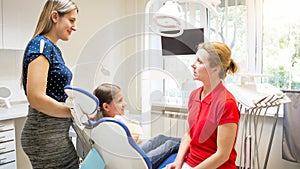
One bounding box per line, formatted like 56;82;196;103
64;85;152;169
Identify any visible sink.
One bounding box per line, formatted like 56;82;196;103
0;86;12;108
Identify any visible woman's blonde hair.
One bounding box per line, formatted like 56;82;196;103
33;0;78;37
198;42;238;79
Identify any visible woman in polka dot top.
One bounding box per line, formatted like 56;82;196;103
21;0;79;168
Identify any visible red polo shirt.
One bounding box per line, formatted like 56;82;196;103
186;82;240;169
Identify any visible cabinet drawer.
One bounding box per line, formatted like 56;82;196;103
0;130;14;143
0;141;15;154
0;161;16;169
0;120;14;132
0;151;16;167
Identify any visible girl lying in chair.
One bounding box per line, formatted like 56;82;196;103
90;83;180;169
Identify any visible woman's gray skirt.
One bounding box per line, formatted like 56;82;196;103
21;106;79;169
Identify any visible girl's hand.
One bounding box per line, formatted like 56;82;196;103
131;134;140;143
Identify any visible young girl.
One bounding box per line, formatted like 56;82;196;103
92;83;181;169
21;0;79;168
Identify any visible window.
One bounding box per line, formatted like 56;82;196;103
262;0;300;89
209;0;247;74
146;0;299;108
162;0;248;106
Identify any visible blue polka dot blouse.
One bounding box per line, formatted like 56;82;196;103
22;35;73;102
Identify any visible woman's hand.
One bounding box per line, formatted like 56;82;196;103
165;127;191;169
165;161;182;169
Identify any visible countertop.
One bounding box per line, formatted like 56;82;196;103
151;103;188;113
151;103;188;119
0;102;28;121
0;80;28;121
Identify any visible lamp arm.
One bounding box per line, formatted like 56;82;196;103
146;0;220;14
145;0;161;14
178;0;220;16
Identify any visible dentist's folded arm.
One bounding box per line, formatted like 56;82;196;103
26;55;72;118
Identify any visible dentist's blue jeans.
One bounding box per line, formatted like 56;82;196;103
141;134;181;169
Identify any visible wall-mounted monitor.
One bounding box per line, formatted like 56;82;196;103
161;28;204;56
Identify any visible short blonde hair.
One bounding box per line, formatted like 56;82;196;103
33;0;78;37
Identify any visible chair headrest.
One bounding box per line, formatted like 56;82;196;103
64;85;99;115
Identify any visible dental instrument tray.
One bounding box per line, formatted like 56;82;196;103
226;83;290;169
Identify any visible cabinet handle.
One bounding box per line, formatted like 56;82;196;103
0;139;14;144
0;128;13;132
0;157;7;163
0;149;14;155
0;136;14;143
0;147;6;154
0;159;15;166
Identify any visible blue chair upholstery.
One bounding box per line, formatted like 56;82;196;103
157;153;177;169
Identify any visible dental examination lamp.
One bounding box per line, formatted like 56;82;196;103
152;1;184;37
146;0;220;37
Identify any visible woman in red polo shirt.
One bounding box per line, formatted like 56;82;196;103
166;42;240;169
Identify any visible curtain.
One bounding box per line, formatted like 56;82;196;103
282;91;300;162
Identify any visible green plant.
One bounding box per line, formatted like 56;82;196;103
267;66;289;89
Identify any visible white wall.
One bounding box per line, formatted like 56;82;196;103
58;0;147;114
0;49;23;81
0;49;27;102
